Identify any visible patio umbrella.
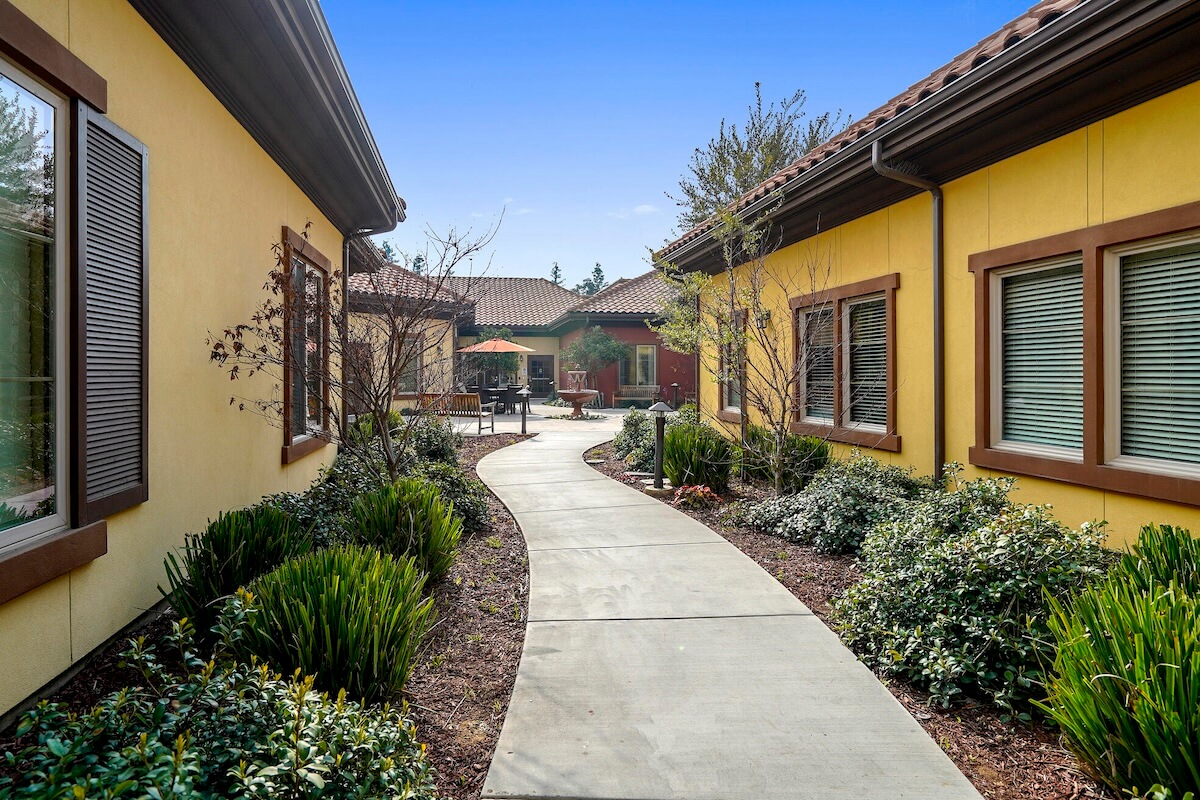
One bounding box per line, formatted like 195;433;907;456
457;337;535;353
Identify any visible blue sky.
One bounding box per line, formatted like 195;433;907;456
324;1;1033;288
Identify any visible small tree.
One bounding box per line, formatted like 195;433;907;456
464;326;520;386
549;261;563;286
207;221;497;483
572;262;608;296
559;326;627;390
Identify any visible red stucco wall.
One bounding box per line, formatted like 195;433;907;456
558;322;696;407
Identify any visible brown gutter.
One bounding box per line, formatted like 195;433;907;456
871;141;944;481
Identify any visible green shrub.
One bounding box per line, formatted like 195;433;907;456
161;505;310;637
1040;524;1200;797
663;424;734;493
350;478;462;580
349;408;403;443
242;546;434;703
740;424;831;493
834;473;1113;711
0;603;437;799
406;413;461;464
415;460;490;534
613;405;700;472
261;445;388;547
746;452;929;554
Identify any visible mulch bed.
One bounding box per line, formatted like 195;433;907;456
585;441;1113;800
403;433;533;800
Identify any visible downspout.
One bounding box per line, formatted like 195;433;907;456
871;141;944;481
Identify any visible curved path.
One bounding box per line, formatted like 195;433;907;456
477;431;981;800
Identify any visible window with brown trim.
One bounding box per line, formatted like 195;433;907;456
717;341;742;423
790;273;900;452
394;334;422;397
969;200;1200;506
281;227;331;464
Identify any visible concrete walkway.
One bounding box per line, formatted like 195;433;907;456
476;431;982;800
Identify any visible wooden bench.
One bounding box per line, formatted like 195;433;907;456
418;392;495;434
613;385;659;407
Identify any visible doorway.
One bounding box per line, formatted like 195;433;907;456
528;355;554;396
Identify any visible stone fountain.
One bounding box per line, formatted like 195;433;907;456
558;370;599;418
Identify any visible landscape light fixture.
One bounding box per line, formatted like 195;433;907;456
649;401;673;489
670;382;680;408
517;385;532;434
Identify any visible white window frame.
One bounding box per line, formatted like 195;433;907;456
0;57;70;550
988;255;1085;463
840;293;887;434
634;344;656;387
798;305;835;426
1103;230;1200;480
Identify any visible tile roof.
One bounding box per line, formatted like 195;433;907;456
660;0;1086;258
348;264;466;306
444;276;583;327
566;270;676;316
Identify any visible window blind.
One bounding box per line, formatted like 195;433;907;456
1000;263;1083;449
1120;243;1200;464
803;307;835;420
847;297;887;426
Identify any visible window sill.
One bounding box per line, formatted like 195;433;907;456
969;446;1200;507
791;421;901;453
282;433;330;465
0;520;107;606
717;409;741;424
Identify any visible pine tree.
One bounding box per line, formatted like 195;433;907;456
573;262;608;296
550;261;563;286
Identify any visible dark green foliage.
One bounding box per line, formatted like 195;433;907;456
260;446;389;547
746;452;928;554
558;326;626;384
350;478;462;580
1040;524;1200;797
740;424;831;493
663;424;734;493
415;461;490;533
242;546;435;704
406;414;460;465
349;408;402;443
0;603;438;799
161;505;310;637
834;473;1113;711
613;405;701;472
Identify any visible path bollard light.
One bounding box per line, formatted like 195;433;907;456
671;382;680;409
649;401;672;490
517;386;532;434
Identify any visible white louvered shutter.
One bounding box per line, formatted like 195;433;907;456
847;297;887;426
75;104;149;524
803;307;835;421
1119;243;1200;464
1000;263;1083;449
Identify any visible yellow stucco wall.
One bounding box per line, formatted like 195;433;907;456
0;0;348;715
704;80;1200;548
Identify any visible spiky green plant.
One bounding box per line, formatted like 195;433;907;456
243;545;435;703
160;505;310;637
350;477;462;580
663;423;734;493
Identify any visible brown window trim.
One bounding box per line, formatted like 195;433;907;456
789;273;901;452
968;199;1200;507
0;521;107;606
716;312;745;425
281;226;332;465
0;0;106;111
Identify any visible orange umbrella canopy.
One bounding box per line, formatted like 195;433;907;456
457;337;535;353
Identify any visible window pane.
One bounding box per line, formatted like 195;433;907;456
0;74;58;533
1120;244;1200;464
397;335;420;393
847;297;887;426
637;345;655;386
723;344;741;409
803;307;835;421
619;348;632;386
1000;263;1083;449
304;267;323;432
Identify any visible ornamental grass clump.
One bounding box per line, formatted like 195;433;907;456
663;423;734;493
746;451;928;554
242;545;434;703
834;471;1113;712
161;505;310;638
1040;524;1200;797
0;600;438;799
739;424;831;494
350;477;462;580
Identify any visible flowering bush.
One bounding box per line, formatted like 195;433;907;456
672;485;722;509
0;601;437;799
746;452;929;554
834;472;1113;712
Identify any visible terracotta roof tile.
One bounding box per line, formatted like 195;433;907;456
348;265;465;305
660;0;1088;257
567;270;676;316
445;276;583;327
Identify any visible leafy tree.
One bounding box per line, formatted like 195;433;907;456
411;254;426;276
378;239;397;262
550;261;563;286
670;82;847;230
573;262;608;296
0;88;53;236
467;326;520;382
559;326;627;389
